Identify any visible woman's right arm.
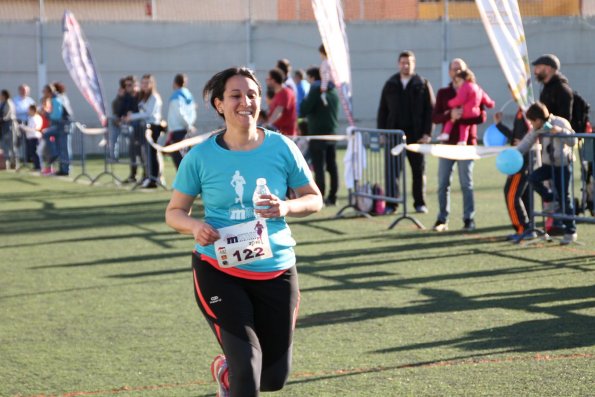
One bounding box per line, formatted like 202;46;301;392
165;190;220;246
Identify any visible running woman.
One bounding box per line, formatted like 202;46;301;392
165;67;323;396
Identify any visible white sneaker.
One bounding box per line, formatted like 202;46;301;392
433;221;448;232
437;133;449;142
560;233;577;245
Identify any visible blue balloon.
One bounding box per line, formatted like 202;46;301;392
496;148;524;175
483;124;508;147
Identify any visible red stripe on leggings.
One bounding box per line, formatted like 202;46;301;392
193;267;217;319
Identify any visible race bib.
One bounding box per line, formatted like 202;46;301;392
213;219;273;268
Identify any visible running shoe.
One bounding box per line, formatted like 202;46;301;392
211;354;230;397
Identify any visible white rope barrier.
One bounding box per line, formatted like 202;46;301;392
392;143;508;160
74;122;107;136
143;127;350;154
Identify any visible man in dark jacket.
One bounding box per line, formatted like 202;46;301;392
300;67;340;205
532;54;573;120
532;53;574;235
377;50;434;214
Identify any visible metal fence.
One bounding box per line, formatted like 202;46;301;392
336;127;424;230
524;132;594;243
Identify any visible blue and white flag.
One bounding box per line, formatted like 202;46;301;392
62;10;107;126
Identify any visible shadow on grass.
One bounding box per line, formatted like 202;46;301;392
299;284;595;353
30;250;189;269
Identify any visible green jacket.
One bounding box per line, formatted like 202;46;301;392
299;81;339;135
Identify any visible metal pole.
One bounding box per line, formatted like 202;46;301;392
37;0;47;99
151;0;157;21
246;0;254;70
441;0;450;87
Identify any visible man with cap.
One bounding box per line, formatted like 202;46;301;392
532;54;573;121
531;54;574;237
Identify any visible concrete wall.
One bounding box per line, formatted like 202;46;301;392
1;17;594;136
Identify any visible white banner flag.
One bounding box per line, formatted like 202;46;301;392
311;0;354;126
475;0;534;111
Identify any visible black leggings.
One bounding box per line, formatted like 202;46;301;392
192;254;299;396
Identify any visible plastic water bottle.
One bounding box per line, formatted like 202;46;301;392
252;178;271;218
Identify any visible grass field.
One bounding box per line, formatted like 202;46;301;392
1;154;594;397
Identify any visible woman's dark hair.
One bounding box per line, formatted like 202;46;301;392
525;101;550;122
268;68;284;86
139;74;156;102
202;67;262;119
43;84;56;96
318;44;327;56
174;73;187;88
306;67;321;82
1;89;10;99
53;82;66;94
276;59;291;79
455;69;475;83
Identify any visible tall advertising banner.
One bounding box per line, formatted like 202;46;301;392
475;0;534;111
311;0;361;189
62;10;107;126
311;0;354;126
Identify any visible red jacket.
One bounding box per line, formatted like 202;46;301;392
432;83;486;145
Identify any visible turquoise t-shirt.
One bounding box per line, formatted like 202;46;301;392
172;129;312;272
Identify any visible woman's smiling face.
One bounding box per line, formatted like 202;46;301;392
215;74;261;130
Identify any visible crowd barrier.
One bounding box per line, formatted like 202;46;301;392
336;127;424;230
526;132;594;242
75;119;166;188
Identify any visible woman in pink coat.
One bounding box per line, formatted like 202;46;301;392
437;69;495;145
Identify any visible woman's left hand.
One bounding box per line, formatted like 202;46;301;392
254;194;289;218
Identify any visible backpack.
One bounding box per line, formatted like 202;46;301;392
355;182;386;216
571;90;591;133
371;183;386;215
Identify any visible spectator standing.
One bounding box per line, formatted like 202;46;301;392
39;84;55;175
276;59;297;93
532;54;573;121
52;82;74;176
377;50;434;214
14;84;36;125
166;73;196;170
431;58;486;232
292;69;310;112
494;108;533;242
318;44;335;106
23;104;43;170
299;66;340;206
13;84;36;164
532;54;574;235
126;74;163;188
266;68;297;136
0;89;18;169
437;69;495;145
117;76;143;183
517;102;577;245
108;78;127;160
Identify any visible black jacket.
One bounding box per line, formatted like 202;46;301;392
377;73;434;142
539;73;573;121
496;108;530;143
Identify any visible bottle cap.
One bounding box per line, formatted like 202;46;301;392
256;178;267;186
